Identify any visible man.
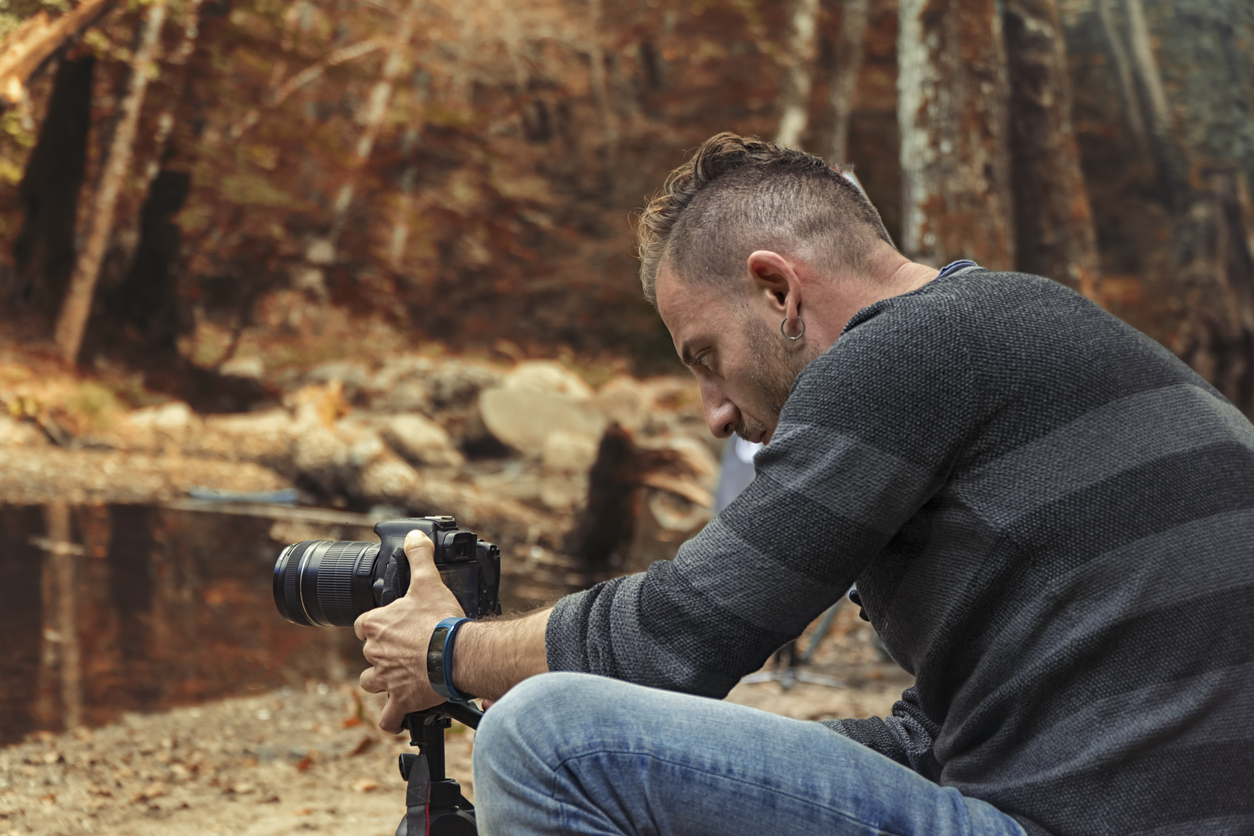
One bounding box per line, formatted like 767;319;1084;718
356;133;1254;835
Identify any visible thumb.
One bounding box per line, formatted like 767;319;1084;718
403;529;443;593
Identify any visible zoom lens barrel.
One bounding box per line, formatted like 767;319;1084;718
273;539;380;627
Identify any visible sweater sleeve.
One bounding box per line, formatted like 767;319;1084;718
546;293;980;697
822;686;944;781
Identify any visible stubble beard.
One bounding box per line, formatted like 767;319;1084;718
737;313;815;442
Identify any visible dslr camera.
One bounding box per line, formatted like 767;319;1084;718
273;515;501;626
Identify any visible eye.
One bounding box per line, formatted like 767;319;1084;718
696;352;712;369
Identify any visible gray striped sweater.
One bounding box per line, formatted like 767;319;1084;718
547;268;1254;836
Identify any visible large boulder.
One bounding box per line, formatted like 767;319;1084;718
502;361;594;399
591;376;650;432
478;387;607;456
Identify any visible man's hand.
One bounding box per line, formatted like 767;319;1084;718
354;530;465;734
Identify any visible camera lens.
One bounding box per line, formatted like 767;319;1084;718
273;540;381;627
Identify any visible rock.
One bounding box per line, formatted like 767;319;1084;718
291;424;350;492
195;409;299;467
502;361;593;399
127;401;195;433
301;361;373;404
356;456;421;503
218;356;265;380
542;430;599;474
540;474;589;511
367;380;429;414
478;387;607;456
426;361;502;409
377;414;465;469
348;435;385;469
592;376;649;432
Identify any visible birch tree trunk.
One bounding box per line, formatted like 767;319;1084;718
825;0;869;164
1120;0;1187;213
587;0;619;195
53;0;168;364
316;0;423;259
1094;0;1147;156
775;0;821;149
897;0;1015;269
1003;0;1100;297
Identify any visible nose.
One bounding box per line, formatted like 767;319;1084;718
700;379;740;439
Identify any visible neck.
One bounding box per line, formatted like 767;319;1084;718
869;251;939;296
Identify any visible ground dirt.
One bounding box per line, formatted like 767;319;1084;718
0;606;910;836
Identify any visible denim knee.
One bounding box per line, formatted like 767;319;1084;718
474;671;608;770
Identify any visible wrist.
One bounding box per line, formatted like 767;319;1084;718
427;617;475;702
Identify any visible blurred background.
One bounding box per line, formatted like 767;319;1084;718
0;0;1252;831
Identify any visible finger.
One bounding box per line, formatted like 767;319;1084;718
353;612;368;641
359;667;384;694
480;699;495;711
379;697;406;735
403;529;443;592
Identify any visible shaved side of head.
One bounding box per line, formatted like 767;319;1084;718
636;133;895;308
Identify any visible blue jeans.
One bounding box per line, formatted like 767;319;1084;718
472;672;1025;836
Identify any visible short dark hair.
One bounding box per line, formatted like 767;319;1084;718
636;132;895;307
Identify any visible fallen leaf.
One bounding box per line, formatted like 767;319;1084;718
40;794;56;807
86;783;114;798
131;782;167;804
231;783;257;795
349;736;376;757
260;794;281;803
352;778;379;793
41;751;61;765
294;755;315;772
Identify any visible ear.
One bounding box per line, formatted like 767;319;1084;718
746;250;802;321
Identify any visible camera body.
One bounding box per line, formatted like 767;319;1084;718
273;516;501;627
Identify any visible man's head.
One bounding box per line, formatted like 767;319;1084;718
637;132;895;309
637;132;914;443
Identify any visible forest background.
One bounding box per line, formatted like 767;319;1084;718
0;4;1253;830
0;0;1252;414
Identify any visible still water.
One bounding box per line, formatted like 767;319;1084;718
0;502;572;746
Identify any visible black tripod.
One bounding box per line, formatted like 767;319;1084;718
395;702;483;836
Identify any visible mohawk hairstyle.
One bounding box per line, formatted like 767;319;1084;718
635;132;894;308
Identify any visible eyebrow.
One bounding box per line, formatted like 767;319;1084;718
678;339;698;367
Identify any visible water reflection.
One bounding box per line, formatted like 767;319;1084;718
0;503;570;746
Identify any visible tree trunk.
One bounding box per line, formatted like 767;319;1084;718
53;0;168;365
318;0;423;256
776;0;821;149
93;0;204;357
587;0;619;196
1003;0;1101;297
897;0;1015;269
1120;0;1187;213
1094;0;1148;156
9;54;94;326
825;0;869;165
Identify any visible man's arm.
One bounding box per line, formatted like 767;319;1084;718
452;608;551;701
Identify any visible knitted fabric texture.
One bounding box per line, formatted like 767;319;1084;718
547;268;1254;836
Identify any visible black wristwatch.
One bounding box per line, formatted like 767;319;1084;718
427;617;475;703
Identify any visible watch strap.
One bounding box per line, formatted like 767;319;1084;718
427;616;475;703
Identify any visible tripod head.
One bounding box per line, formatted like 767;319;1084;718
395;704;482;836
